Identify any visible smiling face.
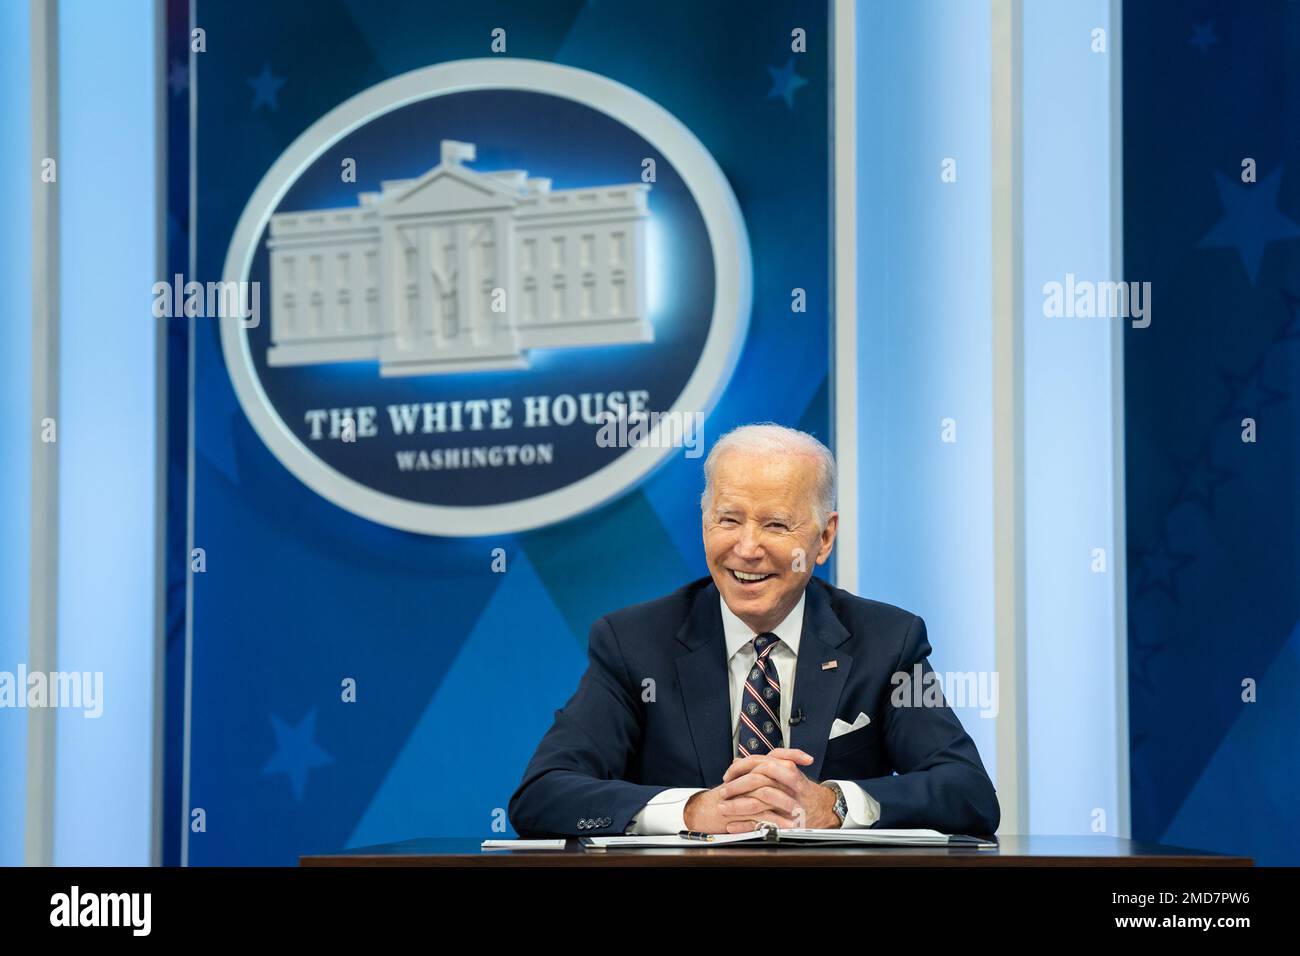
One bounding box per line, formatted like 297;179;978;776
702;449;838;634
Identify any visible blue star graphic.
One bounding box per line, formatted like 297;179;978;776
1220;361;1288;423
1274;289;1300;344
1198;167;1300;285
1131;533;1195;603
247;62;285;111
1129;646;1161;696
1170;451;1234;517
1189;21;1217;54
261;707;333;801
1128;626;1168;695
168;60;188;97
766;57;808;109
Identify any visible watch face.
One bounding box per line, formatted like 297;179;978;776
830;785;848;822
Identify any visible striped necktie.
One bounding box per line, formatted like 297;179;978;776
737;632;783;757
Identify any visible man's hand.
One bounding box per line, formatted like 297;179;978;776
681;747;807;832
682;784;786;834
718;748;840;831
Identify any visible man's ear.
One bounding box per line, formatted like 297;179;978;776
816;512;839;565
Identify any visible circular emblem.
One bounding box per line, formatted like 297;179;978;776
747;701;759;716
747;737;759;750
221;59;751;536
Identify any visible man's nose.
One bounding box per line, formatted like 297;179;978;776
733;523;763;558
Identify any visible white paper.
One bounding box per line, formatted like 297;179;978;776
480;839;568;850
581;828;977;849
582;832;766;848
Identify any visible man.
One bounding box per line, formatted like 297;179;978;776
509;423;999;837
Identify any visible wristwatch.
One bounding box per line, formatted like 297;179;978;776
824;782;848;827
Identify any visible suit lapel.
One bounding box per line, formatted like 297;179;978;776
788;581;853;780
674;583;733;786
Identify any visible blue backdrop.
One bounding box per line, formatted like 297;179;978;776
1124;0;1300;866
166;0;831;865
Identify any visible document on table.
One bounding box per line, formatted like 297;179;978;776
581;829;996;849
480;839;568;850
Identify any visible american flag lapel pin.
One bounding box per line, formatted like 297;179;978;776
821;660;838;671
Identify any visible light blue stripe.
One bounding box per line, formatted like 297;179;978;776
1021;0;1124;835
0;0;33;868
856;1;998;777
54;0;158;865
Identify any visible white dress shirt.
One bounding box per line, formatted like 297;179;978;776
626;590;881;833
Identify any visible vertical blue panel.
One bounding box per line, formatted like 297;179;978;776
0;0;33;868
55;0;158;865
1122;0;1299;865
176;0;831;864
1021;0;1125;835
856;1;998;778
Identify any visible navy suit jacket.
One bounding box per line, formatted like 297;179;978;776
509;576;1000;837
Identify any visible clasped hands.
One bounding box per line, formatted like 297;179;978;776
683;747;840;833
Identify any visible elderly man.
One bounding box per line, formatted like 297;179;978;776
509;423;999;837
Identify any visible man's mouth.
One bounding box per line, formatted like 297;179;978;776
729;569;775;585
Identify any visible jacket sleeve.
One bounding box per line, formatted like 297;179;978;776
851;615;1001;836
508;615;670;837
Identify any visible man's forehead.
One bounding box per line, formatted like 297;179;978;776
709;482;812;516
712;448;819;482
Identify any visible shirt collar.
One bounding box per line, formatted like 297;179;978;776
720;589;805;660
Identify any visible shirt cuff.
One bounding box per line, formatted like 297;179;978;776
825;780;880;828
624;788;707;835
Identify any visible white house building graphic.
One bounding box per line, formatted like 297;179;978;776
264;140;653;376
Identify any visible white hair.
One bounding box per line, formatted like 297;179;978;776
699;423;837;528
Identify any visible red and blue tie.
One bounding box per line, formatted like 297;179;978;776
737;633;783;757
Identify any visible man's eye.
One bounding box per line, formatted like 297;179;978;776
767;523;787;530
719;517;738;525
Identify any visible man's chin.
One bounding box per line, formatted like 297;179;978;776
718;580;781;616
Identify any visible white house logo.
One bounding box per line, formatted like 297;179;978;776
266;139;653;376
220;59;751;536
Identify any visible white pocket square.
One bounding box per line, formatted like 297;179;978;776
828;712;870;740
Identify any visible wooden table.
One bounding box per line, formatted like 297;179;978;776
301;835;1252;867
